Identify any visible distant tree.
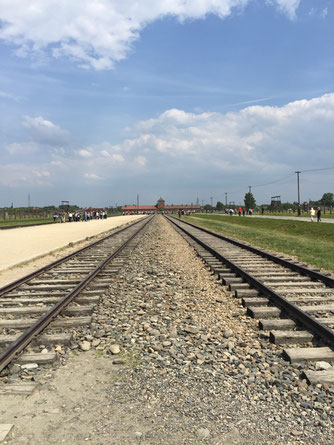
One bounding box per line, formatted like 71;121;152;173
244;192;256;210
320;193;334;207
216;201;224;211
203;204;214;212
42;205;58;211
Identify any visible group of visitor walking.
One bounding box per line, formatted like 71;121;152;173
226;207;251;216
53;210;107;223
310;207;321;222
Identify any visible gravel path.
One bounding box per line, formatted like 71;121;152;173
1;215;333;444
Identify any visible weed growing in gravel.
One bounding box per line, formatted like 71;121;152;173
95;349;105;358
117;349;140;368
95;347;140;367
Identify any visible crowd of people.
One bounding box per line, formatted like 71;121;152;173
53;210;107;223
225;207;253;216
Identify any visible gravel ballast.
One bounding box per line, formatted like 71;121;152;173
1;215;333;444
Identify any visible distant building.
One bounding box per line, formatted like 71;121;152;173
122;197;201;214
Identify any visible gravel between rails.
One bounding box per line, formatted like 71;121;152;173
1;215;334;444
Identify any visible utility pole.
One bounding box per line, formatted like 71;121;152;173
248;186;252;194
225;193;227;206
295;171;301;216
210;197;213;207
137;194;139;214
28;193;30;208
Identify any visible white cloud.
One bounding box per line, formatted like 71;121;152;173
0;163;52;186
23;115;70;146
321;8;328;18
3;93;333;203
32;169;50;178
77;143;125;163
308;6;328;19
0;0;300;70
0;90;19;101
6;141;39;155
84;173;103;180
120;93;334;173
50;160;66;167
111;153;125;162
134;155;147;167
77;149;93;158
271;0;301;19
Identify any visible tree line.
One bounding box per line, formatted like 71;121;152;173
202;192;334;212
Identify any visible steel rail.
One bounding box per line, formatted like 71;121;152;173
167;216;334;347
0;216;148;296
167;216;334;288
0;215;153;372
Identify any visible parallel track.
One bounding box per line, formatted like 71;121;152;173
167;216;334;385
0;216;152;375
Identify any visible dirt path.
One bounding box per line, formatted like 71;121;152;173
0;215;143;287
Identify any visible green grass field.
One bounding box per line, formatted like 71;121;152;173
225;211;334;219
0;218;53;228
184;213;334;273
0;213;122;228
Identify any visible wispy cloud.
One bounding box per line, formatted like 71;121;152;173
308;6;329;19
0;89;20;102
6;141;39;155
223;97;274;108
84;173;103;181
272;0;301;20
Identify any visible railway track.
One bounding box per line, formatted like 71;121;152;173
167;216;334;386
0;215;152;393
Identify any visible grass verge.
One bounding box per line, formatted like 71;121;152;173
184;214;334;273
0;218;53;228
0;214;122;228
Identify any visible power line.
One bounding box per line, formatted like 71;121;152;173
226;167;333;194
300;166;334;173
251;173;295;189
222;166;333;201
225;173;295;195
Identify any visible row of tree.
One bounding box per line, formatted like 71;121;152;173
311;193;334;208
203;192;256;211
203;192;334;212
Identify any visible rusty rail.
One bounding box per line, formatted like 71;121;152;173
167;216;334;348
0;216;152;372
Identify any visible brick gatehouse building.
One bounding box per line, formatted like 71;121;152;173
122;197;201;214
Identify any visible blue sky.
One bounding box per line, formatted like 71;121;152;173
0;0;333;208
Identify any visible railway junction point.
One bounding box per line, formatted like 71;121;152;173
0;215;144;273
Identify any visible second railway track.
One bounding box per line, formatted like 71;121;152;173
167;215;334;386
0;215;152;392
